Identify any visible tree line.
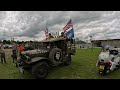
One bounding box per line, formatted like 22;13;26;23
0;40;34;44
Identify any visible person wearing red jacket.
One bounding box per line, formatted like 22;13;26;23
18;44;25;58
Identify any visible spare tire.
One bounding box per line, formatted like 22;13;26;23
49;48;62;66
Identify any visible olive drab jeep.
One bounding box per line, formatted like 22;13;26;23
16;37;76;79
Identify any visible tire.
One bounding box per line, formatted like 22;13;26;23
49;48;62;66
32;62;49;79
64;55;71;66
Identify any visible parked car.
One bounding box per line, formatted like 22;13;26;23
3;44;9;49
8;45;13;49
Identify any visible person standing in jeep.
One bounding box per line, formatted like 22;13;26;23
60;32;66;38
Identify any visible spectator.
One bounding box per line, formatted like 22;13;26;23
12;43;18;63
18;44;25;58
0;43;6;64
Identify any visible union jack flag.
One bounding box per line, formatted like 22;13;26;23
63;19;74;39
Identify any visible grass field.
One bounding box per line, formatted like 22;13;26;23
0;48;120;79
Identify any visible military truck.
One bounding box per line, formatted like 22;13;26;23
16;37;76;79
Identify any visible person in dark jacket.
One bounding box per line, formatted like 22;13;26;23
12;43;18;63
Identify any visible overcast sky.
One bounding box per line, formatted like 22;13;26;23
0;11;120;41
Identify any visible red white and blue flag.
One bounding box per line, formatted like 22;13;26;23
63;19;74;39
44;26;55;39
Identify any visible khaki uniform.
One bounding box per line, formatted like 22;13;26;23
0;45;6;64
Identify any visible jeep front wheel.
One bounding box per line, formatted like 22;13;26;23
32;62;49;79
64;55;71;66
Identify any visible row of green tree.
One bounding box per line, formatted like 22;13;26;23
0;40;34;44
0;38;86;45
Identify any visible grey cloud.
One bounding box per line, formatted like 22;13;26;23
0;11;120;41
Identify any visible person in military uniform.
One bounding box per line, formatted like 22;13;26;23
0;43;6;64
60;32;66;38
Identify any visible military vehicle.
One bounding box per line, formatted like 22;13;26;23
16;37;76;79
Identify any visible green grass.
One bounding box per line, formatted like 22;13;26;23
0;49;33;79
0;48;120;79
47;48;120;79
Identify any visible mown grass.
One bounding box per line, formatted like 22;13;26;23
47;48;120;79
0;48;120;79
0;49;33;79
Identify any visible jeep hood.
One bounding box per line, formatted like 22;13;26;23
21;49;50;58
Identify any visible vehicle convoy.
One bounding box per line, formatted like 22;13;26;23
16;37;76;79
96;48;120;76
